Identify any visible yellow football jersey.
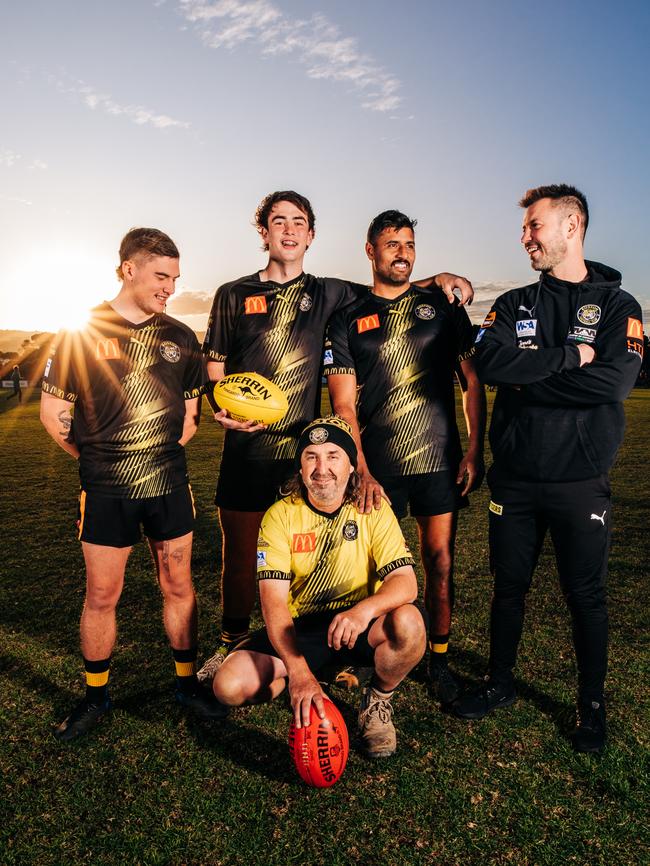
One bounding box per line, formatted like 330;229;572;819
257;496;414;618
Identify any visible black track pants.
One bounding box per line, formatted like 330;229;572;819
487;472;611;702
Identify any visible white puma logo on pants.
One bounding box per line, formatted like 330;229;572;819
590;511;606;525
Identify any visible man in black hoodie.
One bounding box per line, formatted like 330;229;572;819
454;184;643;752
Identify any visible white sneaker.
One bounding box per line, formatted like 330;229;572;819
196;645;228;685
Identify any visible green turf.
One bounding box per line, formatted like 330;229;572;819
1;388;648;865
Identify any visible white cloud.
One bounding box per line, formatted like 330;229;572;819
29;159;48;170
0;194;32;206
53;76;191;130
0;150;22;168
176;0;402;112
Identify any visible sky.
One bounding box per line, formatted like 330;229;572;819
1;0;649;334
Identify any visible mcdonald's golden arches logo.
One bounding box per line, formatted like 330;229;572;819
292;532;316;553
356;313;380;334
245;295;268;315
627;317;643;339
94;338;120;360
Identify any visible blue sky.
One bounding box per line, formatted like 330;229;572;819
1;0;649;332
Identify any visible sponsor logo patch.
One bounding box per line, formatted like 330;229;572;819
293;532;316;553
309;427;328;444
627;317;643;339
489;500;503;516
94;338;120;360
44;358;52;378
356;313;380;333
482;311;496;328
299;293;313;312
160;340;181;363
342;520;359;541
475;328;485;343
323;348;333;365
516;319;537;337
415;303;436;320
627;338;644;358
567;326;597;343
590;510;607;526
256;550;267;567
517;339;539;350
245;295;268;315
577;304;601;326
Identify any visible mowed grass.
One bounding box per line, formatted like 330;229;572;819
0;387;648;866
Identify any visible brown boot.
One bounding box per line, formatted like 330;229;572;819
358;686;397;758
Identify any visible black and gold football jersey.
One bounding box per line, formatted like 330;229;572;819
202;273;362;461
324;286;475;475
257;496;414;618
42;302;204;498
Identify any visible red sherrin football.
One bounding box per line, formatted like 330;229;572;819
288;699;349;788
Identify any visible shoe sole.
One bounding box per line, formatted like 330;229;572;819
454;693;517;720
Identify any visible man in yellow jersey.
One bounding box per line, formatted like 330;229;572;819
40;228;225;741
199;190;473;680
210;416;426;758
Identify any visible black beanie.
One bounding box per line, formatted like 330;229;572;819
295;416;358;467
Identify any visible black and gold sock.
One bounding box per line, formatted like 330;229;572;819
84;656;111;705
429;633;450;666
173;647;198;694
221;616;250;650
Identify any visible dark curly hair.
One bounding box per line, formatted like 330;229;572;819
254;191;315;251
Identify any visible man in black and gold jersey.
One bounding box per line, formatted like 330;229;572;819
199;190;474;677
325;211;486;707
209;417;426;758
40;228;225;741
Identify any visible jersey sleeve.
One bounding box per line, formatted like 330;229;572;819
41;330;80;402
202;282;239;363
370;504;415;580
452;302;477;362
182;331;207;399
524;294;643;406
323;309;356;376
474;293;581;386
257;501;292;581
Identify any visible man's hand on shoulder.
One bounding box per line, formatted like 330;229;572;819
422;273;474;306
356;469;390;514
288;669;327;728
214;408;266;432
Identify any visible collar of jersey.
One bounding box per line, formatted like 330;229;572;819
369;284;419;306
304;496;346;520
97;301;158;331
255;271;307;290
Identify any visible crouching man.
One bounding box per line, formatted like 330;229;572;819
211;416;426;758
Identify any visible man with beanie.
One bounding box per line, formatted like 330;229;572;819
209;416;426;758
454;185;643;753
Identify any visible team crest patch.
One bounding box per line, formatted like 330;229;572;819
160;341;181;363
415;303;436;320
342;520;359;541
299;293;313;312
489;500;503;516
577;304;601;326
309;427;329;444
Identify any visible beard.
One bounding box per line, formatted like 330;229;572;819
529;234;568;272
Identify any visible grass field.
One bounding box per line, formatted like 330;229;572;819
1;388;648;866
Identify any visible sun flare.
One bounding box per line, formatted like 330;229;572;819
3;246;117;333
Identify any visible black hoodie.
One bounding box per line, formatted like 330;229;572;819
475;261;643;482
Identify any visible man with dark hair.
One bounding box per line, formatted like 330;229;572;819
40;227;225;741
325;210;485;706
454;185;643;753
198;191;475;679
209;416;426;758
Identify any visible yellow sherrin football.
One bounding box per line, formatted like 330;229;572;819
214;372;289;425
